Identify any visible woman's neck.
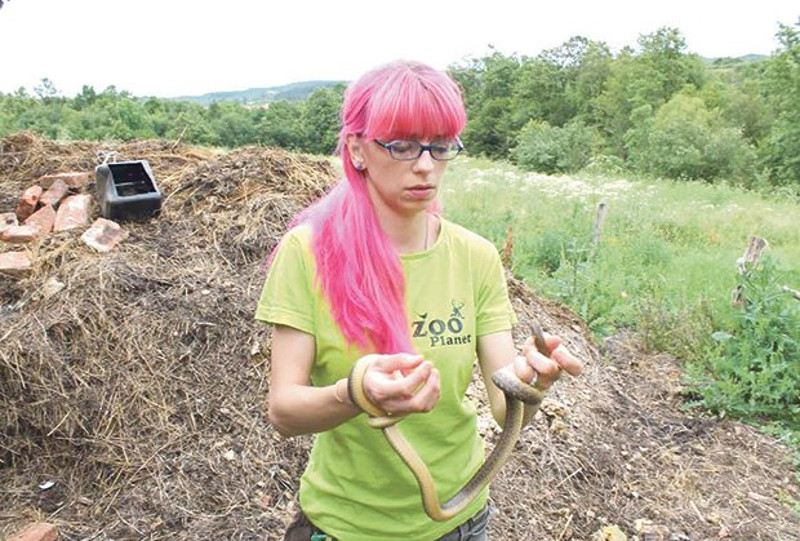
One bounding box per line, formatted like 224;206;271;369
377;210;432;254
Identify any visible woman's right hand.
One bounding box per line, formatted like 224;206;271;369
360;353;440;416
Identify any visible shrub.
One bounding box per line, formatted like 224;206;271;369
513;119;598;174
686;258;800;420
531;229;569;275
627;93;756;183
582;154;628;176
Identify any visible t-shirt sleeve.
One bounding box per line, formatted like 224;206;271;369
254;229;316;335
475;245;517;336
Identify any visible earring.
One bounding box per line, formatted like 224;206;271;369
353;161;365;171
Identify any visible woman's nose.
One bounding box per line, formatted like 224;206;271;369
413;149;436;172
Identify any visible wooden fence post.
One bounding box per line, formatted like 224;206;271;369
590;201;608;259
732;235;769;307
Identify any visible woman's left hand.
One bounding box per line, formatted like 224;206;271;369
513;331;582;391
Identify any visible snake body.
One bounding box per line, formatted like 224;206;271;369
348;323;548;522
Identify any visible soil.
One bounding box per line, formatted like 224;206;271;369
1;133;798;541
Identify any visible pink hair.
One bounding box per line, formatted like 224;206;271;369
288;60;466;354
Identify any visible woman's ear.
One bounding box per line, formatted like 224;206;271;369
346;134;365;171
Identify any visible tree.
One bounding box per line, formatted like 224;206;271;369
259;101;306;150
302;84;344;155
448;59;483;112
593;27;705;157
207;101;259;147
591;48;638;156
760;19;800;186
74;85;98;110
457;52;521;158
34;78;59;101
513;37;612;128
626;90;756;182
700;67;773;144
636;27;705;105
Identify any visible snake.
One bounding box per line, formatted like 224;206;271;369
347;322;549;522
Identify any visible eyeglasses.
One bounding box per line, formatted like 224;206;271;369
373;138;464;161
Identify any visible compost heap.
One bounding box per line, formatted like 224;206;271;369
1;133;798;541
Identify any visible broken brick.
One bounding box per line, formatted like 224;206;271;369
39;178;70;208
81;218;128;253
0;224;43;243
39;171;90;189
24;205;57;236
0;251;33;277
15;185;43;222
54;194;92;232
7;522;58;541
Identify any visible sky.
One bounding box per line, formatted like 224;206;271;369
0;0;797;98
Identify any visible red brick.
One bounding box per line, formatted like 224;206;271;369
1;212;18;233
0;224;42;243
39;171;90;189
54;194;92;232
39;178;70;207
81;217;128;252
15;185;43;222
24;205;57;236
7;522;58;541
0;251;32;276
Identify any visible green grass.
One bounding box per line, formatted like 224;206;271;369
443;157;800;338
442;157;800;459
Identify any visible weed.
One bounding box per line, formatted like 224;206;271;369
686;258;800;421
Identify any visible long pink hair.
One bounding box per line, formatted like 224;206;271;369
288;60;466;354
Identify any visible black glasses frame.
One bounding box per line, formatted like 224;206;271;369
373;138;464;161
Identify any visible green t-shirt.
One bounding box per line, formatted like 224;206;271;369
255;217;517;541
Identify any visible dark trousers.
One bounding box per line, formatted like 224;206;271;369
283;504;491;541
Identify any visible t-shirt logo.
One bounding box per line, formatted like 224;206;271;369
411;299;473;348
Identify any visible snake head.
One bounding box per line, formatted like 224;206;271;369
529;321;548;355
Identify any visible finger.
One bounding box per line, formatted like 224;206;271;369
405;368;441;412
381;366;439;414
368;360;432;403
522;333;561;356
525;349;562;391
543;334;563;355
527;333;581;376
397;361;435;398
513;355;535;384
370;353;424;374
551;344;582;376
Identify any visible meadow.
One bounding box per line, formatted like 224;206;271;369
443;157;800;441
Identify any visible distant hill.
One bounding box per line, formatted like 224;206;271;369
701;54;768;67
171;80;347;106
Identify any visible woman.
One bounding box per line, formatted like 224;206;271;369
256;60;581;541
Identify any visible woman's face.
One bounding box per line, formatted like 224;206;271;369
349;135;450;218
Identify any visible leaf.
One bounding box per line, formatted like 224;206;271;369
711;331;733;342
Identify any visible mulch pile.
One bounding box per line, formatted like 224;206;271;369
1;133;798;541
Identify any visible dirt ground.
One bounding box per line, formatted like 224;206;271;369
1;133;798;541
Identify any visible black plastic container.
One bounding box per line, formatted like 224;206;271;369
95;161;162;221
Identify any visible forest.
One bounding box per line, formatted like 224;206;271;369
1;22;799;192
